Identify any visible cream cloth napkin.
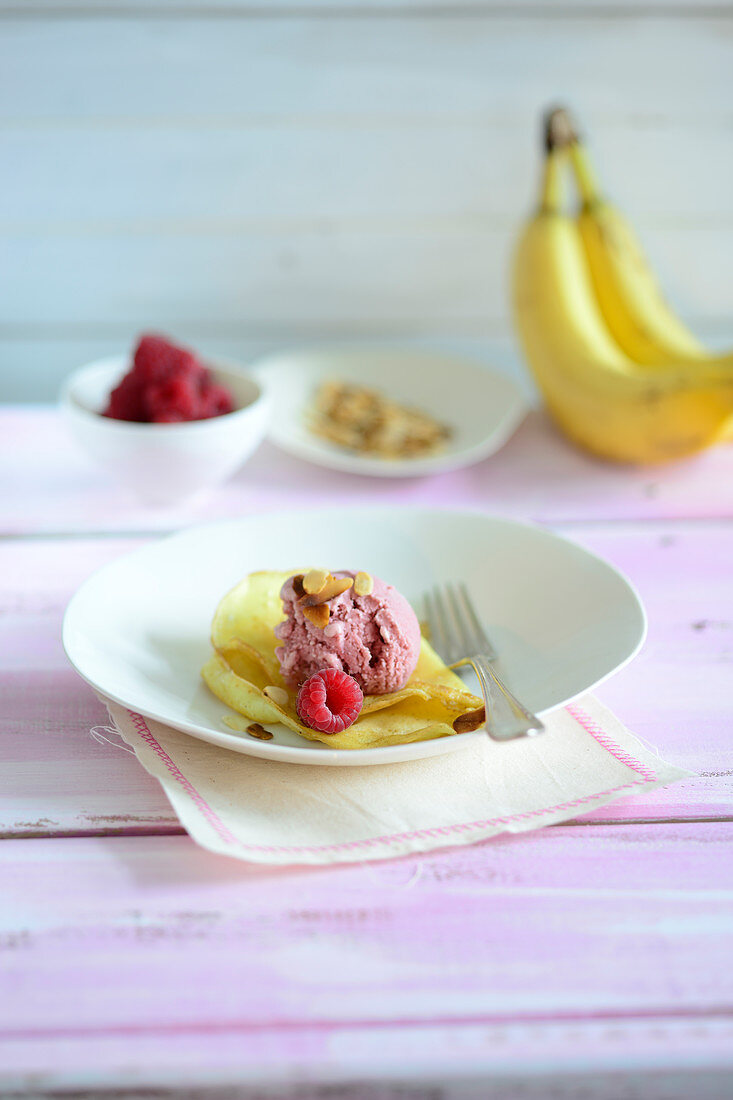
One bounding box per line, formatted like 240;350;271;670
102;695;689;865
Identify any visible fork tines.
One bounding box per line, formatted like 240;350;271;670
427;582;498;663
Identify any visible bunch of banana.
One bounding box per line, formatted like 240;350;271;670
512;108;733;464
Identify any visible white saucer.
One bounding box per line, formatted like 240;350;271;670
63;508;646;767
251;347;528;476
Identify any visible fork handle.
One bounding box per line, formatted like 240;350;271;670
456;655;545;742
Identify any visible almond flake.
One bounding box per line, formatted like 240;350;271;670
299;576;353;607
303;568;330;595
303;603;330;629
353;571;373;597
263;685;289;707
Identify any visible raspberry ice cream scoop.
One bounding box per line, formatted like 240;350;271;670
274;571;421;695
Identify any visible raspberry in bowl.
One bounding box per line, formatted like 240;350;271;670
60;335;271;505
104;334;235;423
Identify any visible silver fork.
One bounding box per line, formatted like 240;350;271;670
425;582;544;742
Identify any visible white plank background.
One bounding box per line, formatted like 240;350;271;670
1;0;732;401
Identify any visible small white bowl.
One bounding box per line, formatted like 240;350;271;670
60;355;271;505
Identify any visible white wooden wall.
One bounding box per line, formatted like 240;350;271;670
2;0;732;402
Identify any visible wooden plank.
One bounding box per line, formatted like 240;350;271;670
4;120;732;225
2;827;732;1038
3;827;732;1099
0;535;179;834
0;223;511;329
0;670;178;836
2;1020;733;1099
2;0;728;12
1;16;730;123
3;408;733;534
568;521;733;822
0;519;730;836
1;222;731;333
2;14;732;407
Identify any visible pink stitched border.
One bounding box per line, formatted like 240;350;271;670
565;704;658;783
127;713;240;847
124;706;658;855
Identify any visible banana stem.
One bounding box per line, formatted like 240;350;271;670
569;140;602;208
540;150;564;214
542;106;603;209
544;107;576;153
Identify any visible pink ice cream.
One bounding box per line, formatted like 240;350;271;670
274;571;421;694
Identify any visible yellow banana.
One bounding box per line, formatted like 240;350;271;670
512;149;733;464
569;139;717;364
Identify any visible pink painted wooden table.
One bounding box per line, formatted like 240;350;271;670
2;406;733;1099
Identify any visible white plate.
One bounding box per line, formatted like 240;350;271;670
252;347;528;476
63;508;646;766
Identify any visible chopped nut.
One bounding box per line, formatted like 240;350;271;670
307;380;452;461
247;723;274;741
453;707;486;734
291;574;305;599
303;603;330;629
263;685;289;707
299;575;353;607
303;568;330;595
353;571;373;597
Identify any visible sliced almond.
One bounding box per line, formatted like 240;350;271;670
303;603;330;629
303;568;330;595
299;575;353;607
309;380;452;460
247;723;274;741
263;685;289;707
453;707;486;734
353;571;373;597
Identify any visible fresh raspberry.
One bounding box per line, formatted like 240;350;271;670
296;669;363;734
104;371;145;421
199;381;235;418
103;334;235;423
132;334;206;387
146;373;200;422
